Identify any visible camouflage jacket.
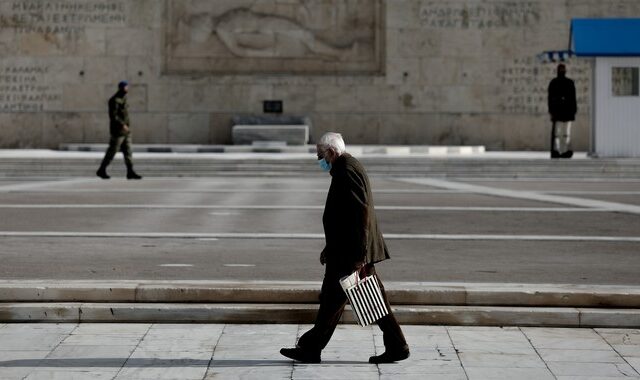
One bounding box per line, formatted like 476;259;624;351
108;91;130;135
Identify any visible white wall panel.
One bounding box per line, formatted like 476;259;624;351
595;57;640;157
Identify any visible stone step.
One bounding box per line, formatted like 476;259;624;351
2;159;640;178
2;302;639;327
1;281;639;308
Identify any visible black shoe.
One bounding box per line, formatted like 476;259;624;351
96;169;110;179
280;347;321;363
551;150;561;159
369;349;410;364
560;150;573;158
126;171;142;180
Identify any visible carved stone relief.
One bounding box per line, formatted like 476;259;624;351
165;0;383;74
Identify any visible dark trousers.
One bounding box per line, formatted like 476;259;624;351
297;263;408;354
99;133;133;171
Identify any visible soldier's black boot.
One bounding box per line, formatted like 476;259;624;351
560;150;573;158
126;170;142;180
96;167;110;179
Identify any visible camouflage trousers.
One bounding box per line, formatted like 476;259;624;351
99;133;133;170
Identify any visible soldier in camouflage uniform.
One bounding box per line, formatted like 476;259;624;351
96;81;142;180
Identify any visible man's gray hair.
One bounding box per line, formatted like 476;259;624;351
318;132;346;156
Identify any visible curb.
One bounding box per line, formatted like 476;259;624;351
1;281;640;326
2;303;640;327
58;144;486;155
1;281;639;308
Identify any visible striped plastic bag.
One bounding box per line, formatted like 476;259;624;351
339;269;389;327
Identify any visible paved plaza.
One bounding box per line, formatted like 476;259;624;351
0;323;639;379
0;169;638;284
1;151;639;377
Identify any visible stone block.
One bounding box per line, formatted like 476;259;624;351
387;287;466;305
537;348;625;363
135;285;318;303
168;113;210;144
387;28;443;59
0;114;44;148
42;58;85;86
106;28;155;57
0;29;17;56
315;85;359;113
459;352;546;368
230;85;274;114
209;113;234;144
386;0;421;29
393;306;580;327
386;58;421;85
333;113;381;144
482;28;531;58
0;284;136;302
62;84;107;112
129;113;168;144
43;113;85;149
468;287;640;308
191;85;226;113
308;113;335;143
125;84;148;112
232;125;309;145
74;28;107;56
128;0;164;28
0;303;80;322
440;29;484;58
440;86;485;113
396;85;442;112
146;83;172;112
356;85;402;112
378;113;440;144
272;85;316;114
77;303;318;323
579;309;640;328
126;56;161;82
546;361;638;377
83;113;110;143
17;32;73;56
83;57;127;85
465;367;554;380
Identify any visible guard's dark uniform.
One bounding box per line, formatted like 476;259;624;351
548;71;577;157
97;90;137;177
296;153;408;355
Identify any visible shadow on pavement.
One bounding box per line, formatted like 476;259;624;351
0;358;369;367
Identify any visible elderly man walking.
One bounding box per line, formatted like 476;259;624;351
280;132;409;364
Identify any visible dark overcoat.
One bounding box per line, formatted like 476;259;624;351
322;153;390;269
548;76;577;122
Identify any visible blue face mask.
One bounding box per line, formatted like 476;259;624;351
318;158;332;172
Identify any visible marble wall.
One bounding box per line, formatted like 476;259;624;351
1;0;639;149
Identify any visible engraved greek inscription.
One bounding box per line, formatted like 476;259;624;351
0;64;62;113
3;1;126;35
498;58;591;114
420;2;540;29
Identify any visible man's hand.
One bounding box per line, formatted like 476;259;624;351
122;124;130;133
319;249;327;265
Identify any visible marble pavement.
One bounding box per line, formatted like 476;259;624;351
0;323;639;379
